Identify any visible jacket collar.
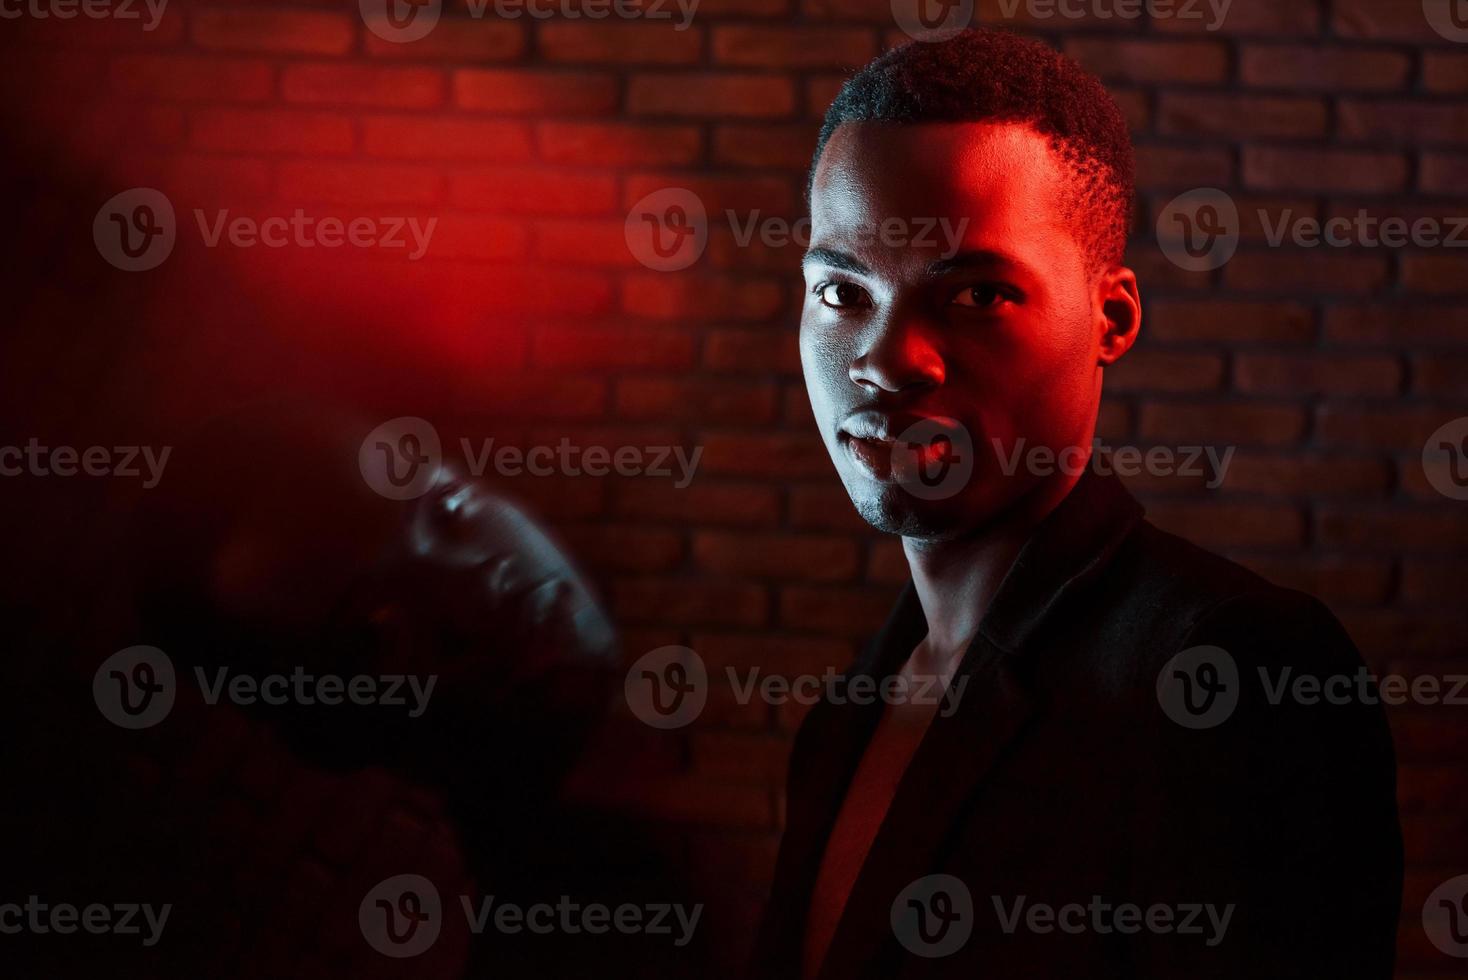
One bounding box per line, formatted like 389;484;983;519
760;469;1144;980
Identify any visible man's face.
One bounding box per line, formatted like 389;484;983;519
801;120;1135;540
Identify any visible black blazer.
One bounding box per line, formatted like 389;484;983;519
753;470;1402;979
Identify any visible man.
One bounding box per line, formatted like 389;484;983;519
753;29;1402;979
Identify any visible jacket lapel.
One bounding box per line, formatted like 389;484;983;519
753;582;927;978
812;470;1145;980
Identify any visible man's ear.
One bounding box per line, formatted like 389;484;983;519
1097;266;1141;366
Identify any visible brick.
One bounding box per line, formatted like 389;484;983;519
532;325;695;369
1339;101;1468;147
1333;0;1442;42
616;377;778;424
714;124;821;170
1243;147;1408;193
694;531;859;581
1421;152;1468;195
282;64;446;109
1315;405;1456;451
692;632;854;676
1219;453;1393;496
538;122;701;166
698;432;833;479
805;75;847;117
1062;39;1228;84
191;9;354;55
534;220;640;267
110;55;275;103
1134;145;1232;189
867;538;908;584
704;328;801;374
189;109;353;155
454;69;618;114
362;117;533;161
276;161;442;206
1240;45;1410;91
1402;254;1468;296
624;173;796;216
788;484;869;532
419;215;529;260
1138;402;1306;446
1234;353;1402;396
1147;300;1315;344
540;22;704;64
364;19;524;60
450;167;618;214
1159;94;1328;139
713;25;877;69
1424;52;1468;94
1402;560;1468;604
1105;350;1225;393
1413;354;1468;395
622;274;785;320
1324;304;1468;346
1145;501;1305;550
778;585;899;638
1223;252;1391;295
1316;509;1468;553
1154;0;1320;35
612;481;782;526
628;74;797;118
614;579;770;626
700;0;791;13
558;525;685;572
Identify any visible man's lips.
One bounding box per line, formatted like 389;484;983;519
837;411;966;482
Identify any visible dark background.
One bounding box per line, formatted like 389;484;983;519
1;0;1465;976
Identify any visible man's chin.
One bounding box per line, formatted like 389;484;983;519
847;485;974;540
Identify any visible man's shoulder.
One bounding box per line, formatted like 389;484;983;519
1098;517;1365;680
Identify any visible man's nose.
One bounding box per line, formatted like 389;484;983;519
848;313;945;395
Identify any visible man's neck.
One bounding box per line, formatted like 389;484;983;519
902;473;1082;668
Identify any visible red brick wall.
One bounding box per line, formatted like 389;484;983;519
3;0;1466;976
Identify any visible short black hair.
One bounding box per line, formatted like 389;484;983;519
811;29;1135;272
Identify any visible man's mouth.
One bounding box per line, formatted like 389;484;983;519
837;411;965;484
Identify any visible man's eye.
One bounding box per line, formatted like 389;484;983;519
951;285;1011;309
816;282;871;309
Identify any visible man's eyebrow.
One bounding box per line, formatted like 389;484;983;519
802;247;871;276
924;250;1019;276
